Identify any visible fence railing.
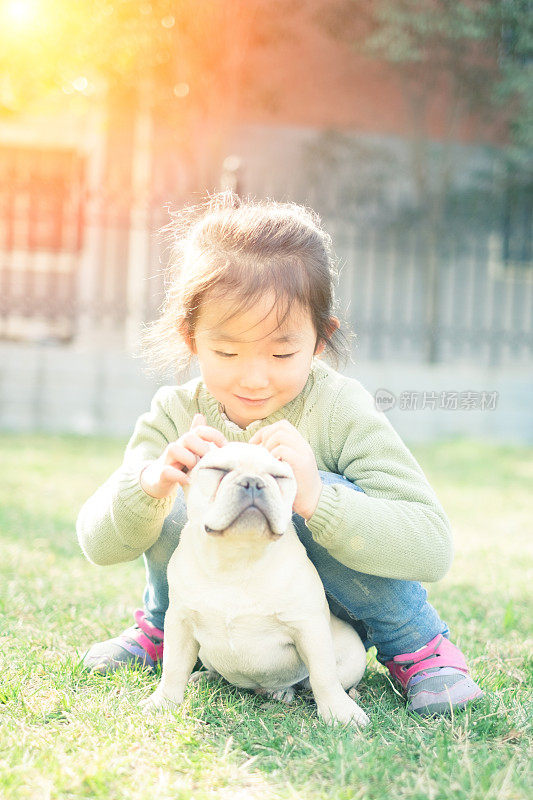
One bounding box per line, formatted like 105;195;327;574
1;190;532;367
328;220;533;366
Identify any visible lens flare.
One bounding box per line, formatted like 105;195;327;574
4;0;38;26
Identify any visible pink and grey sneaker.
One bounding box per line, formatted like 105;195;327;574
385;634;484;716
82;609;164;674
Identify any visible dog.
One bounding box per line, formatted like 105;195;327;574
141;442;369;728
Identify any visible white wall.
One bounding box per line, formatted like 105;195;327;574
1;342;531;444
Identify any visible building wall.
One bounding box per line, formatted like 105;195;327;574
235;0;504;145
1;341;530;444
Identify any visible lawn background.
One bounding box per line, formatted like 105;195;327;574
1;435;531;800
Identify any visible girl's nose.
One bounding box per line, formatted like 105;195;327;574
238;363;269;390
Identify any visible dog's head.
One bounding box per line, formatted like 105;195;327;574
185;442;297;540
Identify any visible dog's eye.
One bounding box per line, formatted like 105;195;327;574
197;466;230;498
272;474;290;482
199;467;229;476
197;467;230;488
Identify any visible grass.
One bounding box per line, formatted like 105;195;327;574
1;434;532;800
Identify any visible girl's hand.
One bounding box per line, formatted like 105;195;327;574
249;420;322;520
140;414;227;499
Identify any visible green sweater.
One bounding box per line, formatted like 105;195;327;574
77;359;453;582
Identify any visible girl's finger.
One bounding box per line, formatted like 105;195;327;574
176;431;225;462
160;464;190;486
269;444;295;465
193;426;227;447
258;436;283;454
182;431;224;455
257;430;296;453
190;413;206;429
165;443;200;470
249;423;280;445
249;431;261;445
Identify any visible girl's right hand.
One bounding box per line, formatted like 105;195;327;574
140;414;227;499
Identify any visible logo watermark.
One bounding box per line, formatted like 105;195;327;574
374;389;499;412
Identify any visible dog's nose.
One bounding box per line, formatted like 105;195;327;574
237;476;265;492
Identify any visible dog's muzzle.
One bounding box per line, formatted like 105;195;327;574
204;474;282;536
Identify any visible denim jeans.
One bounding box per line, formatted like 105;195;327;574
142;471;449;664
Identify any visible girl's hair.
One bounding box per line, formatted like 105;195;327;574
142;191;352;374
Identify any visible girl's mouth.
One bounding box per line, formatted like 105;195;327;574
235;395;272;406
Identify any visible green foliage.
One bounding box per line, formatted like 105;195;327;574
0;1;175;111
0;0;271;115
352;0;532;156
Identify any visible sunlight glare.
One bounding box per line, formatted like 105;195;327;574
4;0;38;26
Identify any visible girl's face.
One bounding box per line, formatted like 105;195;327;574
189;293;326;429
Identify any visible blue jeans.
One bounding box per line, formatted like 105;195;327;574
142;471;449;664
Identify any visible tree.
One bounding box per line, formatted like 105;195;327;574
0;0;283;191
496;0;533;158
321;0;532;360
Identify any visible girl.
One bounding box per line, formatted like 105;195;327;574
77;192;483;717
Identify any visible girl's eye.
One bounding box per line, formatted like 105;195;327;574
213;350;297;359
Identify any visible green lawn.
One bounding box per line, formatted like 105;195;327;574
1;435;531;800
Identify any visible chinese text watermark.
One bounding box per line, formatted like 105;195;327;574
374;389;499;412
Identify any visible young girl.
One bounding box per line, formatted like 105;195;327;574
77;192;483;717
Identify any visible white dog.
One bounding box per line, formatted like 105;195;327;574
141;442;369;728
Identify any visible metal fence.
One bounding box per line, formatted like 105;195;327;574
329;220;533;367
0;144;532;368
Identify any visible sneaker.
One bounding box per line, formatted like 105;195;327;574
82;609;164;674
385;633;484;716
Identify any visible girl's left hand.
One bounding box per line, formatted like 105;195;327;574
249;420;322;520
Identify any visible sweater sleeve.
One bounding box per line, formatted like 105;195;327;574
305;378;453;582
76;386;187;566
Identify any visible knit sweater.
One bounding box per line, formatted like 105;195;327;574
76;359;453;582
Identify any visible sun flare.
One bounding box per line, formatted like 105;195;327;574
3;0;38;26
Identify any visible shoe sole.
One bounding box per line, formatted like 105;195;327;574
409;688;485;716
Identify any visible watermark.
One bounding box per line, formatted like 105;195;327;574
374;388;499;412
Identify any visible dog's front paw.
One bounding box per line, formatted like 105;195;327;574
317;695;370;729
140;691;182;714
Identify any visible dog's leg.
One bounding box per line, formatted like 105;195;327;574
188;668;220;684
255;685;296;704
347;686;361;701
140;603;199;713
189;653;221;684
291;616;370;729
329;614;367;691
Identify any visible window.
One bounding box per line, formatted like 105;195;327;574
0;145;85;253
